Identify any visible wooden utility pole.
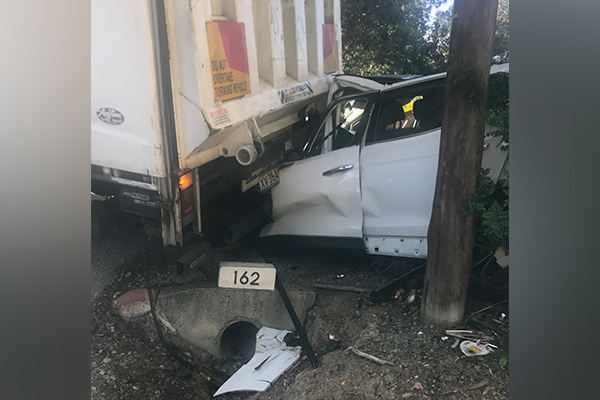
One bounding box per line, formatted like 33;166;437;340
421;0;499;326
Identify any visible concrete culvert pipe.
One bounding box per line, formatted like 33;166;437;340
219;320;259;361
235;144;258;166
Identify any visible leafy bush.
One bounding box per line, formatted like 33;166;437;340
463;73;509;252
491;333;510;370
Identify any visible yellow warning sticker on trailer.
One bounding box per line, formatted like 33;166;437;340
206;22;251;102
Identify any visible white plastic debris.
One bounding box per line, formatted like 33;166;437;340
494;248;509;268
459;340;493;356
441;336;449;341
213;327;301;397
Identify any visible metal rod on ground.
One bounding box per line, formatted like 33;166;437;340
274;274;319;368
369;262;426;302
313;283;372;293
261;252;318;368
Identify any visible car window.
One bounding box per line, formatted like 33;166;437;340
366;79;445;145
306;96;373;157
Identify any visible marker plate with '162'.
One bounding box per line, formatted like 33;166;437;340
218;262;276;291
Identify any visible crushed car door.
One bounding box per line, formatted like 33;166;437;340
261;94;375;239
360;78;446;258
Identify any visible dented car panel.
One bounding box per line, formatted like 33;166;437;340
261;145;363;238
262;65;509;257
360;130;440;239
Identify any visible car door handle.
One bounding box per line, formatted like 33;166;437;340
322;164;354;176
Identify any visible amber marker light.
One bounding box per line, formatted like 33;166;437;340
179;172;193;190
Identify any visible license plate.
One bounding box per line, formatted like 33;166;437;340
258;168;280;192
218;262;276;291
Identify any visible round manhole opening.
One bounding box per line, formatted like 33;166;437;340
219;321;259;362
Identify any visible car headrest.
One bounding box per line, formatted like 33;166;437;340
379;101;405;128
412;98;430;121
413;97;442;128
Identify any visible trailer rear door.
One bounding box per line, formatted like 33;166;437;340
91;0;165;177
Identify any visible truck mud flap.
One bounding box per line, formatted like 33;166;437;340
176;241;211;278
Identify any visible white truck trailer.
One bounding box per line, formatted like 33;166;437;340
91;0;342;253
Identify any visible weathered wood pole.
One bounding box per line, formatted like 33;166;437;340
421;0;499;327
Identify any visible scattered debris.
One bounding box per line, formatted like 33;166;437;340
412;382;423;390
441;336;449;341
460;340;493;356
156;313;177;333
406;291;416;304
445;329;497;356
494;247;509;267
347;346;394;366
313;283;372;293
446;330;494;343
213;327;302;397
444;380;488;395
493;312;508;324
464;300;509;322
451;338;461;348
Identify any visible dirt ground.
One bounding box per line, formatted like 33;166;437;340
91;237;509;400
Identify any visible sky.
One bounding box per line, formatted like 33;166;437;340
429;0;454;25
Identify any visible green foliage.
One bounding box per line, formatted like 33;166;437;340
428;6;452;62
486;72;510;146
462;73;509;251
480;175;509;251
491;333;509;369
493;0;510;64
341;0;447;76
341;0;509;76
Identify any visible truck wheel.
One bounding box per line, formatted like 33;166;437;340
469;241;509;302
